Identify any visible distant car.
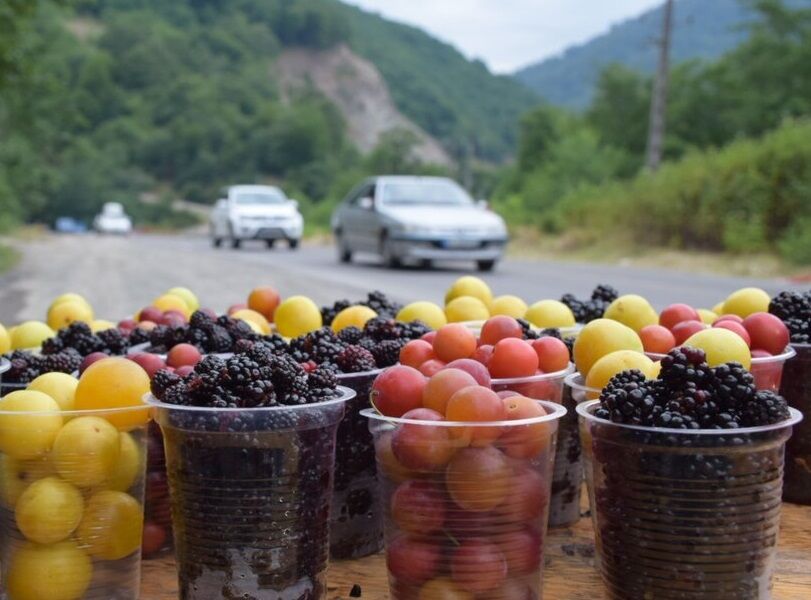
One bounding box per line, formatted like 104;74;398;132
210;185;303;249
54;217;87;234
93;202;132;234
331;176;508;271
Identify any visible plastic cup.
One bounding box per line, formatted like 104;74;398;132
578;399;802;600
363;400;566;600
781;342;811;504
148;387;354;600
491;366;576;528
0;404;149;600
330;369;385;560
646;347;796;392
142;420;173;559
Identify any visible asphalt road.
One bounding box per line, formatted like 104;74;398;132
0;233;807;324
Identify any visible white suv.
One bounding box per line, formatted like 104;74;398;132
210;185;303;249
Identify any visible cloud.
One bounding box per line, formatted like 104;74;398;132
345;0;663;72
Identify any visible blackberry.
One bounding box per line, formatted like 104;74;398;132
196;355;226;379
151;369;182;400
309;366;338;390
258;334;289;354
592;284;619;303
338;326;363;345
363;317;401;341
223;317;255;342
321;299;351;326
740;391;790;426
189;310;216;330
582;299;607;323
162;382;190;406
371;339;405;368
517;319;535;339
785;317;810;344
310;329;345;364
186;327;210;350
539;328;562;340
357;337;377;353
597;370;660;426
128;327;149;345
233;338;255;354
336;346;376;373
398;320;431;340
97;328;130;355
205;325;232;353
41;336;65;355
5;351;43;384
659;347;710;387
560;294;586;323
711;362;756;413
41;349;82;374
363;290;401;318
768;290;811;322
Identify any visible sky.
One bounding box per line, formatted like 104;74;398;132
345;0;664;73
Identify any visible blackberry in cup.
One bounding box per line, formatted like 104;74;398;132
579;348;801;599
148;352;354;599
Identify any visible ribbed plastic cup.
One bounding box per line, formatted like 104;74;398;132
330;369;384;560
364;400;566;600
781;342;811;504
578;399;802;600
491;365;576;528
148;387;354;600
646;347;796;393
0;402;149;600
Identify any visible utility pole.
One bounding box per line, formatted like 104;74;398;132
645;0;674;171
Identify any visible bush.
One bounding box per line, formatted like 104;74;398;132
555;119;811;263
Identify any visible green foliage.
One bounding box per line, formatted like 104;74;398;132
555;120;811;263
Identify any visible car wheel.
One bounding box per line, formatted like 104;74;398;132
231;238;241;249
212;237;222;248
288;239;299;250
336;233;352;263
477;260;496;272
381;234;402;269
265;239;276;249
418;259;433;270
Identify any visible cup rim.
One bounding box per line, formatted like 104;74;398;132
143;384;356;413
563;371;599;394
491;362;575;385
576;399;803;435
0;402;150;418
336;367;384;379
361;398;566;427
645;345;797;364
791;341;811;350
0;357;9;375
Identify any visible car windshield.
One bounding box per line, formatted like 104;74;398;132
234;190;286;205
380;181;472;206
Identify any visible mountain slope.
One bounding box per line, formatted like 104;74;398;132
515;0;756;109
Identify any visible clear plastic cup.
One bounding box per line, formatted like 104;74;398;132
491;366;577;528
148;387;354;600
646;347;796;392
0;403;149;600
781;342;811;504
330;369;384;560
363;400;566;600
578;399;802;599
142;420;172;560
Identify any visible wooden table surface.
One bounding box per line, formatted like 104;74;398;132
142;501;811;599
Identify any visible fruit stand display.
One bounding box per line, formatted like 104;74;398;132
0;280;809;599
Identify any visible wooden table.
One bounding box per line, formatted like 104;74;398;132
142;502;811;599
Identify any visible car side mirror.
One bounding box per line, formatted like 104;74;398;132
476;199;489;210
359;196;374;210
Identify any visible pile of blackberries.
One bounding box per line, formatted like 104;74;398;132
561;284;619;324
3;348;83;384
152;345;341;409
135;310;263;354
596;347;790;429
288;317;430;373
42;322;130;356
321;291;402;325
769;290;811;343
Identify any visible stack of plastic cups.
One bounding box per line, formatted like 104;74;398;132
491;365;576;527
148;387;354;600
578;399;802;599
142;420;172;559
330;369;385;559
364;401;566;599
0;403;149;599
780;342;811;503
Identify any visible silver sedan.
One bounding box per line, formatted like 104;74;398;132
331;176;509;271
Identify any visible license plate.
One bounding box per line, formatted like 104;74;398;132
441;239;478;249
